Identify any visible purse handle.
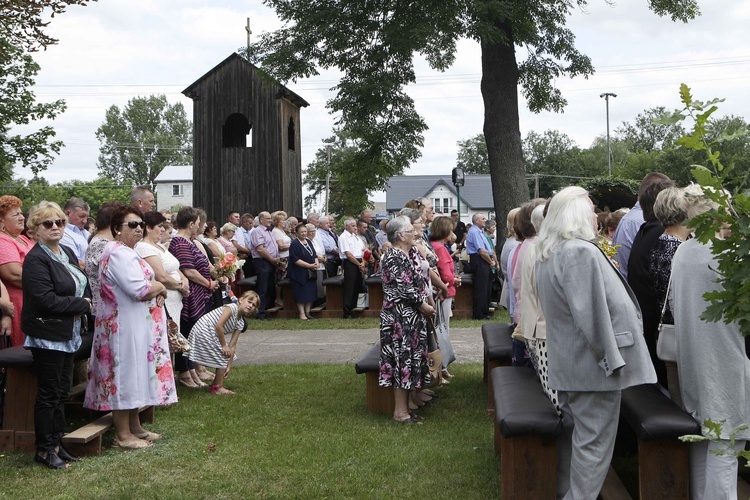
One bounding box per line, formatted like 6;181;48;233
658;271;674;329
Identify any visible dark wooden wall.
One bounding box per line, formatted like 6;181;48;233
186;56;303;222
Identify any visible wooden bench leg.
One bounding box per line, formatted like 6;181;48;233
64;436;103;457
139;406;155;424
365;373;394;415
638;439;690;499
497;431;558;499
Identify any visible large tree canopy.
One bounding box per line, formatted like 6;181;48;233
95;94;192;189
0;0;95;179
249;0;698;246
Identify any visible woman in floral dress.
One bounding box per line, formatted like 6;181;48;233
84;205;176;450
378;216;435;423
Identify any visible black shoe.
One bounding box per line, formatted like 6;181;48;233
256;316;270;321
57;446;79;462
34;450;69;469
343;315;354;319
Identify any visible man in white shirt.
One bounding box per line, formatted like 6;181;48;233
338;218;366;319
233;213;255;276
60;197;90;268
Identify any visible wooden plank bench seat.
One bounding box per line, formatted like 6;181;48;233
482;323;514;415
491;366;563;499
62;406;154;457
618;383;700;499
354;341;394;414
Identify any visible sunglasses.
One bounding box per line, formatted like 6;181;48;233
40;219;66;229
123;221;146;229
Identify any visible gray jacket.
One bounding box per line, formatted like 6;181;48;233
535;238;656;392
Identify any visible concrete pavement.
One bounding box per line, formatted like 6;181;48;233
232;327;485;366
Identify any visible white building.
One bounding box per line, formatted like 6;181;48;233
385;174;495;224
154;165;192;211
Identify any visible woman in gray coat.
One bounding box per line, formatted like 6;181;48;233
670;185;748;500
535;186;656;500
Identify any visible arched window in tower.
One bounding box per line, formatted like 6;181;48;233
223;113;252;148
287;117;295;151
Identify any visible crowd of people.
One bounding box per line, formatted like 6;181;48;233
493;174;747;500
0;188;267;469
2;174;745;497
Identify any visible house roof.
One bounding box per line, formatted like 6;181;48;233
182;53;309;108
155;165;192;183
385;175;494;211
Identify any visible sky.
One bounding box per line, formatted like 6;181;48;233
13;0;750;207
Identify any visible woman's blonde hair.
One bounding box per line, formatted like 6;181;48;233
271;211;287;227
220;222;237;235
26;201;66;233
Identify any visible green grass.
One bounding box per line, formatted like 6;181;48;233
246;308;511;330
0;363;501;499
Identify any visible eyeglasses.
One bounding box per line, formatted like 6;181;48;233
122;221;146;229
400;230;415;234
40;219;66;229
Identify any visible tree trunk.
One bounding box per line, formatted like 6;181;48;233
481;24;529;250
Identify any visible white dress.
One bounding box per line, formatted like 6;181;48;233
188;303;246;369
135;241;183;322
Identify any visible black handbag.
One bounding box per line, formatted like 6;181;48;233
307;268;317;281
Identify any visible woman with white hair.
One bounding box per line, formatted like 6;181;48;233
535;186;656;499
378;216;435;423
670;185;749;500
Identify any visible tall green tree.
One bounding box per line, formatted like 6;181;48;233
303;129;374;217
456;134;489;174
615;106;685;153
0;40;66;179
0;0;94;178
95;94;192;189
249;0;698;248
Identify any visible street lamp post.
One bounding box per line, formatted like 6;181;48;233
452;167;465;223
600;92;617;176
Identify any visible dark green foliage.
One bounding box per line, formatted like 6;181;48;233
661;84;750;336
95;94;192;189
579;177;639;211
0;39;66;178
456;134;489;175
303;129;374;217
250;0;698;238
1;176;130;214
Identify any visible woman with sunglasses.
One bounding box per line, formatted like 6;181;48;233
84;205;176;450
22;201;92;468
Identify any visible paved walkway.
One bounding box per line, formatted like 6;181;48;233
233;327;485;366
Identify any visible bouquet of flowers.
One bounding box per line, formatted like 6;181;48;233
596;236;621;268
215;253;245;280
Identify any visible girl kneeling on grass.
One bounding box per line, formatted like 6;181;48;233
188;291;260;394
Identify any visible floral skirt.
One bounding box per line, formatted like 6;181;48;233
276;257;289;282
378;305;429;390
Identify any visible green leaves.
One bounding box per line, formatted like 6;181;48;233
667;84;750;336
95;94;192;189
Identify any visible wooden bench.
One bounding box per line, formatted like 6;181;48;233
491;366;563;499
452;272;474;319
62;406;154;457
482;323;514;414
361;275;382;318
321;274;345;318
354;341;394;414
617;383;700;499
0;336;91;453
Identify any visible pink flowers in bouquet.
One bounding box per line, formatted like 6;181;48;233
216;252;245;280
